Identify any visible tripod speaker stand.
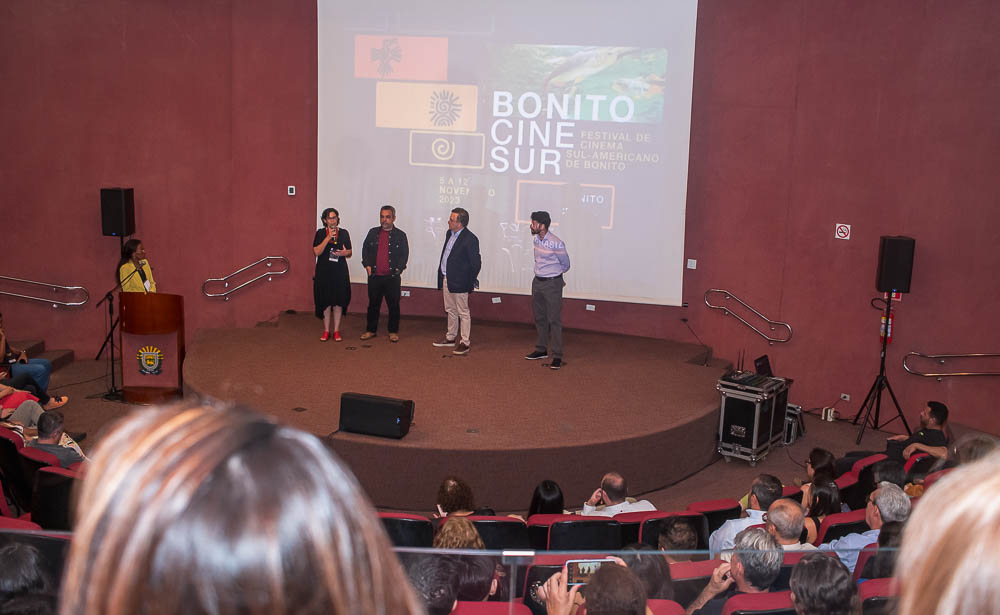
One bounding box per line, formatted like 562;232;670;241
852;292;911;444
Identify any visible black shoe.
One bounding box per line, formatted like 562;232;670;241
68;431;87;443
550;358;562;370
525;350;548;360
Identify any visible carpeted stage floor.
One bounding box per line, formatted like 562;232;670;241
184;312;730;510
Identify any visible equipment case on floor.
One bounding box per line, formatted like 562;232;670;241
716;373;791;466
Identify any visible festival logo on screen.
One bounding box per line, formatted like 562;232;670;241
137;345;164;375
375;82;478;132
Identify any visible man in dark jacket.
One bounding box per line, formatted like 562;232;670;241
432;208;481;355
360;205;409;341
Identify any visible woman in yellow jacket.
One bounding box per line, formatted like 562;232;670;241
118;238;157;293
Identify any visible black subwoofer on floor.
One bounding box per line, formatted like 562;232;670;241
339;392;414;439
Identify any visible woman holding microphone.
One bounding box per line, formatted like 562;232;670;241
117;239;156;293
313;208;352;341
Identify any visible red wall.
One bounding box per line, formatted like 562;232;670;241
3;1;999;434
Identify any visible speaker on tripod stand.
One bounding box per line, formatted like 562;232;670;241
852;236;915;444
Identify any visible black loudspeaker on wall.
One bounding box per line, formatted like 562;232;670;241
100;187;136;237
876;235;915;293
339;392;414;439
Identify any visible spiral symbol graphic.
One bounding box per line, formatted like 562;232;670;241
431;138;456;161
429;90;462;126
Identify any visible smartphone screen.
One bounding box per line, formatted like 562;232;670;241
565;559;609;586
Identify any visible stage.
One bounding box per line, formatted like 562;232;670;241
184;312;729;511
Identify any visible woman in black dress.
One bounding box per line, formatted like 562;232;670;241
313;208;352;341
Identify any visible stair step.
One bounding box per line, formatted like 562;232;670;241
6;341;74;372
11;340;45;355
36;349;75;372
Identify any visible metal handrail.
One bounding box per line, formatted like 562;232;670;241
903;351;1000;380
202;256;290;301
0;275;89;308
704;288;793;344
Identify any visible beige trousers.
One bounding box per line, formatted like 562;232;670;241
442;277;471;345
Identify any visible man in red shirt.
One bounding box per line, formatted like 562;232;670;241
360;206;409;341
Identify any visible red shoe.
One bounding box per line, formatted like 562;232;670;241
320;331;330;341
333;331;342;342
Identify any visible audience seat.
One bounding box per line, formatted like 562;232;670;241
378;512;433;547
646;600;686;615
834;473;862;511
521;564;563;615
0;434;32;512
466;515;530;550
686;498;742;535
858;578;898;615
547;516;622;551
526;514;570;550
903;453;929;473
31;466;79;531
578;601;684;615
781;485;802;504
18;447;60;499
628;511;709;550
812;509;868;546
0;529;71;593
670;559;725;608
721;590;795;615
453;601;531;614
0;426;24;449
0;516;41;530
922;468;953;491
851;453;888;476
852;543;880;581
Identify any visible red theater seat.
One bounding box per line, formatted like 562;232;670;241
812;509;868;546
721;590;794;615
378;512;433;547
686;498;743;535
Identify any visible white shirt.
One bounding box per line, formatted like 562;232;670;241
820;528;880;572
710;509;766;559
781;542;819;552
580;499;657;517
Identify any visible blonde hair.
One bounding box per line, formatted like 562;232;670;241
896;450;1000;615
432;516;485;549
60;401;424;615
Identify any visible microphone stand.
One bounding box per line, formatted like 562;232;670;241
93;265;142;401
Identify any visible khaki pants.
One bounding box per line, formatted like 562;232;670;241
442;277;471;345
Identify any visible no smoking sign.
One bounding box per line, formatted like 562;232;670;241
834;223;851;240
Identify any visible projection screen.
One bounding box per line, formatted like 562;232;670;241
317;0;698;305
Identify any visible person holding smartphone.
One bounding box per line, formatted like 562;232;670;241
1;311;54;393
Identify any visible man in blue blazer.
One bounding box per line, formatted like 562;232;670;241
433;207;482;355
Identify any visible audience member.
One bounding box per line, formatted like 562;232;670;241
858;520;903;580
851;459;905;510
581;471;655;516
0;544;55;607
766;498;817;552
659;516;700;562
437;476;494;517
709;474;782;559
621;543;674;600
806;448;836;480
800;474;840;545
819;481;909;572
509;479;566;521
1;312;56;395
408;554;462;615
0;372;66;414
529;479;566;515
456;555;499;602
59;401;423;615
788;552;857;615
896;450;1000;615
836;401;950;474
543;561;647;615
433;517;486;549
26;411;85;468
687;528;782;615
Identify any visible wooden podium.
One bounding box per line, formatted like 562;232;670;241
119;293;185;404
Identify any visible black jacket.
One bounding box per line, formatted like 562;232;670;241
436;227;482;293
361;226;408;276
